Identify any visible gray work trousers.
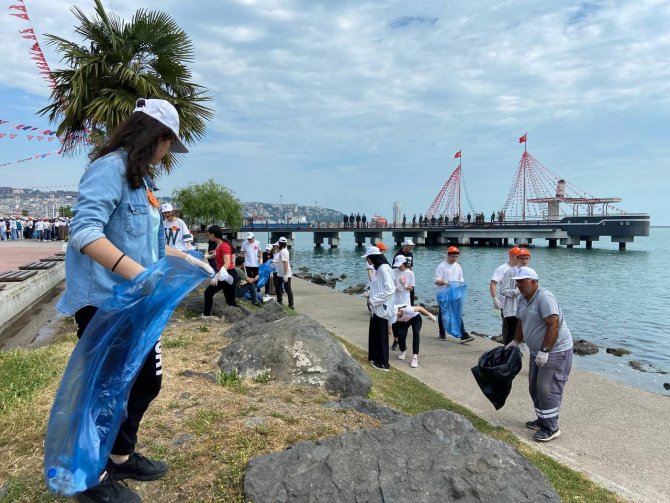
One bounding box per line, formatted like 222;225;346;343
528;348;573;432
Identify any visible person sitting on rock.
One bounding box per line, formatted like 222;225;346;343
234;256;259;305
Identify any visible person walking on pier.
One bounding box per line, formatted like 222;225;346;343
500;248;531;344
434;246;474;343
490;247;520;344
56;98;214;502
275;236;294;308
362;213;367;228
363;246;395;371
506;267;573;442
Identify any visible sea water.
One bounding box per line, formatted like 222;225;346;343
277;227;670;396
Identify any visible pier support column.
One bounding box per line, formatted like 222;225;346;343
547;239;557;248
329;237;340;249
458;237;470;246
586;241;593;249
612;236;633;252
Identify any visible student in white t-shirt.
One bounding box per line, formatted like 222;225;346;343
160;203;191;251
274;237;294;308
240;232;262;280
393;304;436;368
390;255;415;351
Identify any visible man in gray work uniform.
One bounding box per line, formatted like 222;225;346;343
506;266;573;442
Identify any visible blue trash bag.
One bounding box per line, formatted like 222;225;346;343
436;281;469;338
186;249;205;261
256;261;274;289
44;256;209;496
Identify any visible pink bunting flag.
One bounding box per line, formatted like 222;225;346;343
27;135;33;140
10;13;29;20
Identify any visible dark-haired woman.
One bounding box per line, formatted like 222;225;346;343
363;246;396;371
203;224;238;313
56;98;213;503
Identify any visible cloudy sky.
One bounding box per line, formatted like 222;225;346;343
1;0;668;224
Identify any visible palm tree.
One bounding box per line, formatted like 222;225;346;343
39;0;213;167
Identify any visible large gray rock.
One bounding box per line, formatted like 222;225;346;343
218;314;372;398
224;301;288;339
325;397;407;424
181;290;251;322
244;409;559;503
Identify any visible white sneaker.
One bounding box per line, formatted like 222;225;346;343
398;351;406;360
410;356;418;368
263;295;273;302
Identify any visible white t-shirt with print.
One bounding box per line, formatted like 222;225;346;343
276;248;292;278
241;239;261;267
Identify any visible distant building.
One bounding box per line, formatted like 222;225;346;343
393;201;402;224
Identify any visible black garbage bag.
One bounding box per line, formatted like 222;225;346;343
471;346;523;410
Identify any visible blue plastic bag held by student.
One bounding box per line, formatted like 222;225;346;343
256;260;274;289
186;249;205;261
44;256;208;496
436;281;468;338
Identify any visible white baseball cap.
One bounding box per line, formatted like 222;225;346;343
160;203;173;213
393;255;407;267
278;236;287;243
133;98;188;153
513;267;539;280
401;239;415;246
246;232;254;239
265;244;273;251
362;246;382;258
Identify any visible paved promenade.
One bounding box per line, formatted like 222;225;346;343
0;239;63;273
292;278;669;503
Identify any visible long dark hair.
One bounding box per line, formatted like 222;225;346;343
90;103;176;189
368;253;390;270
207;225;232;247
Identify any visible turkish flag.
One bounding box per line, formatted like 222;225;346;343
518;134;527;143
454;151;461;158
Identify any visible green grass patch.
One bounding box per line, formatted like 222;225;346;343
0;345;71;416
253;371;273;384
337;337;625;503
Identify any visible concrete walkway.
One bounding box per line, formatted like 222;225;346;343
0;239;63;272
291;278;669;503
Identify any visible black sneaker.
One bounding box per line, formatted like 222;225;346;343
75;473;141;503
391;341;399;351
370;361;390;372
439;335;447;340
533;428;561;442
460;334;475;343
525;419;543;430
105;452;168;481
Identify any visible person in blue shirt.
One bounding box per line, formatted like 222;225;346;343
56;98;213;503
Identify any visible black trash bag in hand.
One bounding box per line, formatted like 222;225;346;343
471;346;522;410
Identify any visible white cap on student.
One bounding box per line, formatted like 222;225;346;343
133;98;189;153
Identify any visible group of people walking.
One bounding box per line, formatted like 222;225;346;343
365;238;573;444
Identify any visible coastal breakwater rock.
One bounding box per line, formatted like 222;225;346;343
218;305;372;398
325;397;407;424
180;288;251;322
244;409;560;503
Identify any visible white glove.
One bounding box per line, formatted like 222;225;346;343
535;351;549;367
427;313;437;322
185;254;215;276
505;340;519;350
210;276;219;286
218;269;234;285
492;297;502;309
283;276;289;283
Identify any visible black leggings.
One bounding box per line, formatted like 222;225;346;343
392;315;422;355
74;306;162;456
203;268;239;313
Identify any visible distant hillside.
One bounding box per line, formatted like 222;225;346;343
242;201;345;223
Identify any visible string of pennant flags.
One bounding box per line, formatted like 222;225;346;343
0;149;63;167
9;0;56;89
0;119;58;136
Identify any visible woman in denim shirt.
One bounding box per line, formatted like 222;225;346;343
57;99;213;503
